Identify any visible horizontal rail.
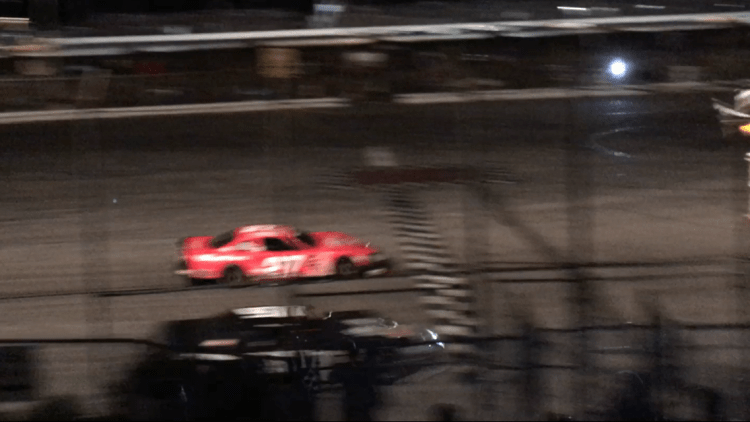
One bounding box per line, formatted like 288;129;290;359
7;11;750;57
490;270;736;284
0;82;731;124
294;287;423;297
44;11;750;45
0;69;252;85
5;329;750;351
484;257;732;272
0;17;28;31
0;98;350;124
0;337;170;350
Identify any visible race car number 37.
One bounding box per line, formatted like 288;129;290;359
260;255;306;277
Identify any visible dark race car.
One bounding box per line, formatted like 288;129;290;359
119;305;444;420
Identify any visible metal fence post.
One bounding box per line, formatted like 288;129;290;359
642;299;682;421
734;149;750;420
72;68;112;416
565;93;595;420
649;306;665;420
521;320;541;420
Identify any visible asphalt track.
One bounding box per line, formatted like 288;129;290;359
0;91;746;418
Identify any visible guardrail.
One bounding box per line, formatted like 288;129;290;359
0;17;28;31
5;11;750;57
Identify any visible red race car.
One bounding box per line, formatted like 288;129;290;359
175;225;391;286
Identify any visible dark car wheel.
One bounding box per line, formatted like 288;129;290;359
335;257;359;280
222;266;245;286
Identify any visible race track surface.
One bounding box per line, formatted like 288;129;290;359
0;92;744;418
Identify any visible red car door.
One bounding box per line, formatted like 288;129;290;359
231;240;266;278
256;237;310;280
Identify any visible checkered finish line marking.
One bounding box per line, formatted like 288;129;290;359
379;184;482;363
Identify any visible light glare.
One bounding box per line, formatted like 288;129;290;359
609;59;627;77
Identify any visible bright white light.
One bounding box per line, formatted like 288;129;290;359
609;59;627;77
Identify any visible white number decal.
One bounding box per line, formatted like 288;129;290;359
261;255;306;278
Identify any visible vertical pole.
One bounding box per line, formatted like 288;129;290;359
454;86;473;416
284;105;299;306
263;110;280;305
455;83;493;420
566;94;595;419
564;33;596;420
477;175;496;422
521;320;540;420
736;150;750;419
647;301;665;421
73;69;112;416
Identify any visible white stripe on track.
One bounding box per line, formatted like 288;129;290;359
0;98;348;124
0;82;721;125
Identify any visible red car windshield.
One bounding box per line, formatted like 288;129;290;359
294;232;364;248
210;231;235;249
323;236;364;247
287;236;314;250
296;232;316;246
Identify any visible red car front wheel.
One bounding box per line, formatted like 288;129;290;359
335;258;359;280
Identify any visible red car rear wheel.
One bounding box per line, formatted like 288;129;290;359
222;266;245;286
